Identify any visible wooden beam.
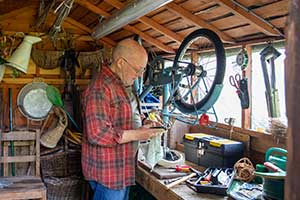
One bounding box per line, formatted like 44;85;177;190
285;1;300;199
215;0;283;36
104;0;183;44
166;2;235;43
0;156;36;163
64;17;116;47
122;25;174;53
75;0;110;18
1;131;36;141
76;0;175;53
1;78;90;85
0;6;34;21
241;45;252;129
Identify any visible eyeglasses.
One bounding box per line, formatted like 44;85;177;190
122;57;145;75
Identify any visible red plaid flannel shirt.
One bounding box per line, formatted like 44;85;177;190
81;66;137;189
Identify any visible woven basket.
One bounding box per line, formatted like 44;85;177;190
44;176;83;200
77;49;103;69
31;48;104;69
31;48;63;69
41;149;81;177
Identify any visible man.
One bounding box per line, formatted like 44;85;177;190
82;38;163;200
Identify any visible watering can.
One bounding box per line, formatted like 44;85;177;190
255;147;287;200
265;147;287;171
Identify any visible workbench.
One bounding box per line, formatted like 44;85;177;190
136;163;228;200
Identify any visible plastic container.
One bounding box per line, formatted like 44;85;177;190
183;133;244;168
187;167;235;195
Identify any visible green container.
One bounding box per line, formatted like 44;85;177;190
263;179;285;200
260;147;287;200
254;164;268;184
265;147;287;171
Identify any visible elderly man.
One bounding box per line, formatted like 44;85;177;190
81;38;162;200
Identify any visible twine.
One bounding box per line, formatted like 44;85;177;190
234;157;255;182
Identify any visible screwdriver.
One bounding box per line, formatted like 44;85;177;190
174;165;192;173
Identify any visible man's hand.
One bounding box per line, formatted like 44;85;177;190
120;125;165;144
142;119;162;127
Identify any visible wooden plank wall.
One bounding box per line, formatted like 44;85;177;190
170;121;286;165
0;58;91;176
0;59;91;130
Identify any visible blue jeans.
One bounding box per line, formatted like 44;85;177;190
89;181;130;200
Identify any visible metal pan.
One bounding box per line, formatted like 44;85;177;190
17;81;52;120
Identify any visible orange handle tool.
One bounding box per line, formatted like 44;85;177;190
175;165;192;173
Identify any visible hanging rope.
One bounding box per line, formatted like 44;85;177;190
34;0;57;29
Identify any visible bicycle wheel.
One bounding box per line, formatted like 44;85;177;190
172;29;226;114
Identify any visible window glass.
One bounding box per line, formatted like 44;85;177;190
209;54;242;127
251;48;287;130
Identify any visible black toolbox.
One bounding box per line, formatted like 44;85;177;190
187;167;235;195
183;133;244;168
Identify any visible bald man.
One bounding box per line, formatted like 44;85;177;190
81;39;162;200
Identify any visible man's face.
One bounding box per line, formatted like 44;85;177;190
120;56;147;86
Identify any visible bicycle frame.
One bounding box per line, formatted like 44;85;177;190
137;56;219;126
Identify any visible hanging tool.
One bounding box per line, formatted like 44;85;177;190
236;48;249;70
229;74;249;109
229;74;241;92
46;85;81;131
260;44;281;118
8;88;15;176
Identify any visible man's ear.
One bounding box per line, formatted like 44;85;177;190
116;57;125;69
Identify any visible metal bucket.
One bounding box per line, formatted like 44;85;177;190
17;80;52;120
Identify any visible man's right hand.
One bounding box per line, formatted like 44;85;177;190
120;125;165;144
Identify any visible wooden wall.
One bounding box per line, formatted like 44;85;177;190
170;121;286;165
285;0;300;199
0;59;91;131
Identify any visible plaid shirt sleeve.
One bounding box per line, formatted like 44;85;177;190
84;87;125;146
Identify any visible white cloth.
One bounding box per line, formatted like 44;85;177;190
139;131;164;170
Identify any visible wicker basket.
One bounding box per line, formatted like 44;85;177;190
44;176;83;200
31;48;104;69
31;48;63;69
41;149;81;177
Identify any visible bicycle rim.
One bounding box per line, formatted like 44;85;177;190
172;29;226;114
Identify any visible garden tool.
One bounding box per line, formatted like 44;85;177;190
46;85;81;131
229;73;249;109
40;106;68;148
6;35;41;74
260;45;281;118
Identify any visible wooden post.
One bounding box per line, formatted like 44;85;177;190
285;1;300;199
241;45;252;129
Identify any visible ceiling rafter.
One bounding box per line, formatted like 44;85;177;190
76;0;175;53
0;6;34;21
2;30;91;40
64;17;116;47
104;0;183;44
215;0;283;36
166;2;235;43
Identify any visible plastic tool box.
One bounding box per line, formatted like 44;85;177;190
183;133;244;168
187;167;235;195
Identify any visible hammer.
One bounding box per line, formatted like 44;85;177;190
165;172;197;190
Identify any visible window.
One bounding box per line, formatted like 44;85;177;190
251;48;287;130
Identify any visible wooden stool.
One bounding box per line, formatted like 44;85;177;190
0;130;46;200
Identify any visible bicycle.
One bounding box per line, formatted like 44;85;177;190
137;28;226;126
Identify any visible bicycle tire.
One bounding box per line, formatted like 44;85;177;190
172;29;226;114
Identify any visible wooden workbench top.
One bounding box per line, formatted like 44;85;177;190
136;165;227;200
